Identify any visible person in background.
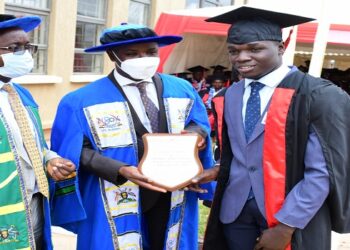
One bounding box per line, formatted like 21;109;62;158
211;69;242;162
206;73;226;110
203;73;227;150
187;65;209;94
50;23;215;250
211;65;227;75
172;71;192;83
202;74;226;142
201;73;227;209
0;14;75;250
190;6;350;250
209;73;229;161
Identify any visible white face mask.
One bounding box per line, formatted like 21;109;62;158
0;50;34;79
113;52;160;80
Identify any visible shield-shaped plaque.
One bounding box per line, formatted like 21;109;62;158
138;133;203;191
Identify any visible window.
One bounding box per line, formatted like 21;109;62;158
74;0;107;73
186;0;234;8
128;0;151;25
216;0;234;6
202;1;217;7
5;0;49;9
5;0;50;74
186;0;200;9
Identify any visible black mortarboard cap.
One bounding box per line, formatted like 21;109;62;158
174;71;190;78
187;65;209;73
211;65;227;71
211;73;226;82
206;6;315;44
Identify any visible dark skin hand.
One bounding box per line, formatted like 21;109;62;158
185;164;220;193
254;223;295;250
118;166;167;193
47;157;76;181
181;130;210;192
183;130;217;193
180;130;206;151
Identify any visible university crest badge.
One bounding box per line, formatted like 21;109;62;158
0;225;19;243
115;187;137;205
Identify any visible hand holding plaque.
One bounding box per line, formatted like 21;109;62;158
138;133;203;191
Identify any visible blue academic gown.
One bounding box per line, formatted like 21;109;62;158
50;73;215;250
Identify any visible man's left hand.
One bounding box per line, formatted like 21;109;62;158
180;130;206;151
47;157;76;181
254;223;295;250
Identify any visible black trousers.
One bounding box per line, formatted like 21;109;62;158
143;192;171;250
31;192;43;250
222;198;267;250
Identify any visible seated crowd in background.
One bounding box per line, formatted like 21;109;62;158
171;65;243;163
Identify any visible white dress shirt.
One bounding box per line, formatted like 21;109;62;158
113;69;159;132
0;81;58;201
242;64;291;121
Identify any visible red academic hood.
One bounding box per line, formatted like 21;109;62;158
155;11;350;71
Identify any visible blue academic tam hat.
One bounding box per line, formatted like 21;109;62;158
85;23;183;52
0;14;41;32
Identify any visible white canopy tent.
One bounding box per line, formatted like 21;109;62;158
154;5;350;75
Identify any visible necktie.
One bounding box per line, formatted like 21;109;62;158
244;81;264;140
3;84;49;197
131;82;159;132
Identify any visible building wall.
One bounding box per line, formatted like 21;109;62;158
0;0;187;139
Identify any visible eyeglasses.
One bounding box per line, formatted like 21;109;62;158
0;44;38;55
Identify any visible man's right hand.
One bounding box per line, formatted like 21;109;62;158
184;165;220;193
47;157;76;181
119;166;167;193
254;223;294;250
191;164;220;184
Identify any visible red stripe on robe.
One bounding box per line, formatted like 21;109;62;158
263;88;295;250
212;95;224;153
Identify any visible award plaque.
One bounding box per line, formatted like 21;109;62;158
138;133;203;191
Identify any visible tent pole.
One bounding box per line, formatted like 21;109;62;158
308;0;331;77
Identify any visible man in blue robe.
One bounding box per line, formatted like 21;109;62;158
0;14;75;250
50;23;215;250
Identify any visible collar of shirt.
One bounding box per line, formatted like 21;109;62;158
113;68;153;86
0;80;13;89
112;68;158;133
0;78;45;197
244;64;291;89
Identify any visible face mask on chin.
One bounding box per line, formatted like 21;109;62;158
112;51;160;81
0;50;34;79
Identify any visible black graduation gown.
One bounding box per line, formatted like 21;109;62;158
203;70;350;250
